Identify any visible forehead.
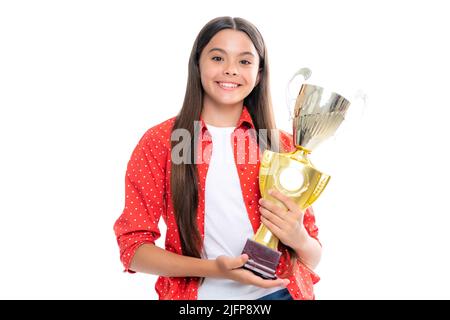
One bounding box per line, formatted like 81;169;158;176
204;29;258;55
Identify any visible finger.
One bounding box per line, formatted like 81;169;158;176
268;188;297;212
218;254;248;270
269;188;303;218
259;198;288;219
260;206;285;229
252;276;290;289
238;269;288;288
261;215;283;238
231;254;249;269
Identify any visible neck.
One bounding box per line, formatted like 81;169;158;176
201;99;243;127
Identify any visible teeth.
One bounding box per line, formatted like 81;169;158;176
219;82;239;88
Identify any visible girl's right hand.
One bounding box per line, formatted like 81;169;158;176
215;254;290;288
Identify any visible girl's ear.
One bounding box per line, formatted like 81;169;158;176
255;69;262;87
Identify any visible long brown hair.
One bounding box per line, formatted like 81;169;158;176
170;16;295;280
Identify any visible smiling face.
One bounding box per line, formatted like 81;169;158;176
199;29;261;110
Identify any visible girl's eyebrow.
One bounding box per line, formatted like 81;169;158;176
208;47;255;57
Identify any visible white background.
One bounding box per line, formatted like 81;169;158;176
1;0;449;299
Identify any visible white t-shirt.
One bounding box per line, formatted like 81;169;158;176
197;123;284;300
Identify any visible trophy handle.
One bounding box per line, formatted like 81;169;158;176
304;173;330;208
285;68;312;121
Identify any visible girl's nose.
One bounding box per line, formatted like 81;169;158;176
225;70;238;76
224;63;238;76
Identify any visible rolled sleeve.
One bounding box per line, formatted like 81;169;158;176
114;130;167;273
303;207;320;245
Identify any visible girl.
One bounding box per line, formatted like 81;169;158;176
113;16;322;300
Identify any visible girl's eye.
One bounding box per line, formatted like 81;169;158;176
211;57;251;65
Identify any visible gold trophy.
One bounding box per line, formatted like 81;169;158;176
241;77;351;279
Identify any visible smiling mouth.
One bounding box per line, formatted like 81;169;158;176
216;82;241;90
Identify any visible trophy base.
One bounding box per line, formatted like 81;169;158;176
241;239;281;280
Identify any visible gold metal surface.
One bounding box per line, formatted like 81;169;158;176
253;149;330;248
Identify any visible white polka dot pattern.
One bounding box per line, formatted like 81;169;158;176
113;107;320;300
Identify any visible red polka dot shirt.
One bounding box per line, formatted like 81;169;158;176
114;106;320;300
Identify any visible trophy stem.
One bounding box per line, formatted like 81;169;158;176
252;223;279;250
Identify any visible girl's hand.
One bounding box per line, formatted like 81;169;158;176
258;188;308;251
215;254;289;288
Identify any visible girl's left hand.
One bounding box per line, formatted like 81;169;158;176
258;188;308;250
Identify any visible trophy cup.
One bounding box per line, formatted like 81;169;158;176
241;79;351;279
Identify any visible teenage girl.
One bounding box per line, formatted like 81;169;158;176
114;16;322;300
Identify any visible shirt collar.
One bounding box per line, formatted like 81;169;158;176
199;106;255;133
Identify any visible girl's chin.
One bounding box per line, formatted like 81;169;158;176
204;94;242;105
212;99;244;106
210;93;249;105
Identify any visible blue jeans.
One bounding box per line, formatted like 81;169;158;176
257;288;293;300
